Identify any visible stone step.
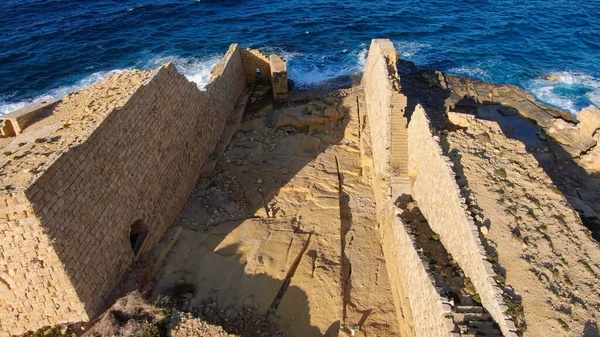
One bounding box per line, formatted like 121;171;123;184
452;312;490;324
468;320;501;335
454;306;485;314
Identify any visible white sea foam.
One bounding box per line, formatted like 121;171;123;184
0;68;131;115
0;55;223;115
527;71;600;114
288;46;368;86
356;46;368;69
448;66;491;80
142;54;222;90
260;47;302;63
393;41;432;64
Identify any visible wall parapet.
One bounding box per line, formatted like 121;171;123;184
408;104;518;337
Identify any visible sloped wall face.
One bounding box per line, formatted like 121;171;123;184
380;202;455;337
0;45;247;335
408;105;517;337
0;194;87;337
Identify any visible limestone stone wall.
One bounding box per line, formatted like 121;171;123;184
269;54;288;101
379;201;456;337
240;48;271;84
0;194;87;336
0;44;247;336
408;105;518;337
362;39;410;199
362;39;393;180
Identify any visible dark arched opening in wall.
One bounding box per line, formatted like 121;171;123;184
256;67;262;79
129;220;148;256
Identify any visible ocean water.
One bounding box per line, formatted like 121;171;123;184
0;0;599;115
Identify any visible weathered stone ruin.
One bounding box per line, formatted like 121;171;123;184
1;39;599;337
0;45;287;336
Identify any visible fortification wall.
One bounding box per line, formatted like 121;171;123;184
408;105;518;337
379;202;455;337
363;39;452;337
0;194;87;336
0;44;247;336
362;39;393;180
362;39;410;199
240;48;271;84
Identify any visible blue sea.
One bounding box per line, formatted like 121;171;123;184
1;0;599;115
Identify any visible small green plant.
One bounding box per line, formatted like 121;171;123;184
504;296;526;331
494;168;507;179
62;122;71;129
3;151;12;156
551;186;563;195
5;185;14;191
429;234;441;242
18;142;26;147
34;138;45;144
556;318;570;332
21;326;65;337
548;283;560;296
472;294;482;304
494;274;506;285
486;253;498;264
141;325;161;337
153;307;172;318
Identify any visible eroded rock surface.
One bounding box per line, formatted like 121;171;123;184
153;87;400;337
443;114;600;336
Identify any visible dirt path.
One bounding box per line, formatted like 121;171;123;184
152;87;400;337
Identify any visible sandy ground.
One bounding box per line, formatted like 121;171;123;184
152;86;401;337
445;112;600;337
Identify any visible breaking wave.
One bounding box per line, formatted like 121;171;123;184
0;46;370;115
0;55;223;115
0;69;131;115
287;46;368;86
527;72;600;114
140;54;223;90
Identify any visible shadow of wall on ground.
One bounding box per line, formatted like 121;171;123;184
395;60;599;336
396;60;529;331
143;81;358;337
162;242;341;337
397;59;600;242
454;99;600;242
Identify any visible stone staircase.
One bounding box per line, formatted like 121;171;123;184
453;306;503;336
